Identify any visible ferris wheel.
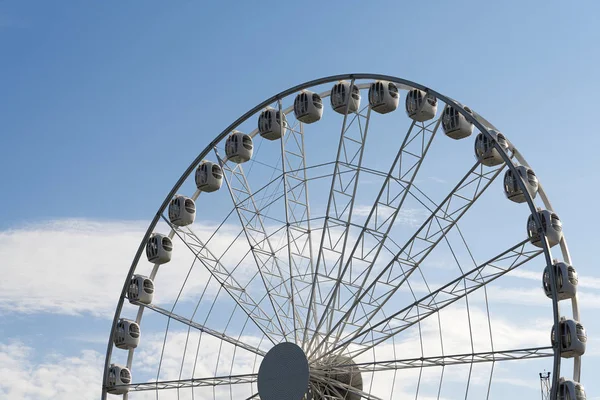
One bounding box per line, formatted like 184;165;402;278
102;74;586;400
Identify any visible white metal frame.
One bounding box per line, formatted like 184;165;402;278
102;74;579;400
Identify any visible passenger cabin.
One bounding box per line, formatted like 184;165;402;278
146;233;173;264
558;378;586;400
405;89;437;122
331;81;361;115
543;262;578;301
106;364;131;395
552;318;587;358
503;166;539;203
114;318;140;350
168;195;195;227
225;131;253;163
527;209;563;248
369;80;399;114
128;275;154;305
474;130;509;166
442;105;473;139
294;90;323;123
258;107;288;141
195;160;223;192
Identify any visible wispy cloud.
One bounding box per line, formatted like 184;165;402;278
0;340;103;399
353;205;428;228
0;219;254;317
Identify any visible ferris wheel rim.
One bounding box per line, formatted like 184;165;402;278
101;73;579;399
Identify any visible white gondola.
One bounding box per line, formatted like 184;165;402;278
503;166;539;203
258;107;288;141
107;364;131;395
557;378;586;400
369;81;399;114
128;274;154;305
527;209;563;248
294;90;323;124
551;317;586;358
168;195;195;227
331;81;360;115
405;89;437;122
225;131;253;163
146;233;173;264
543;262;578;301
474;130;509;166
114;318;140;350
195;160;223;193
442;104;473;139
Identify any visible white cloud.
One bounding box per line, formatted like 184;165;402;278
0;219;261;317
352;205;428;228
0;219;146;316
0;340;103;400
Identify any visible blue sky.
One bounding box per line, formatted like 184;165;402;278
1;1;599;399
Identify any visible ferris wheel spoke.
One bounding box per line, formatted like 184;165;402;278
322;239;542;360
309;117;441;358
133;301;266;356
217;152;296;341
279;102;317;344
314;346;553;374
309;161;505;362
123;373;258;392
167;222;284;344
304;85;372;352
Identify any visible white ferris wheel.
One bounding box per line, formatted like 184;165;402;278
102;74;586;400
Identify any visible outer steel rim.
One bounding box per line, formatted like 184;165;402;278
101;73;578;399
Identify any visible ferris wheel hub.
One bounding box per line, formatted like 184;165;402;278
257;342;310;400
310;355;363;400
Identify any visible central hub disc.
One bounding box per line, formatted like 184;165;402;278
258;342;309;400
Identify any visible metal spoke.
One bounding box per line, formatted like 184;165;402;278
313;347;553;373
324;239;540;360
123;374;258;392
169;222;282;344
310;116;441;357
312;161;506;361
305;81;371;353
217;151;294;340
133;301;266;356
279;103;317;344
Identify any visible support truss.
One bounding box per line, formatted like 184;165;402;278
313;161;506;360
123;373;258;392
304;90;372;352
217;152;295;340
168;222;284;344
313;347;554;374
310;117;441;356
133;301;266;356
328;239;539;359
279;109;317;343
